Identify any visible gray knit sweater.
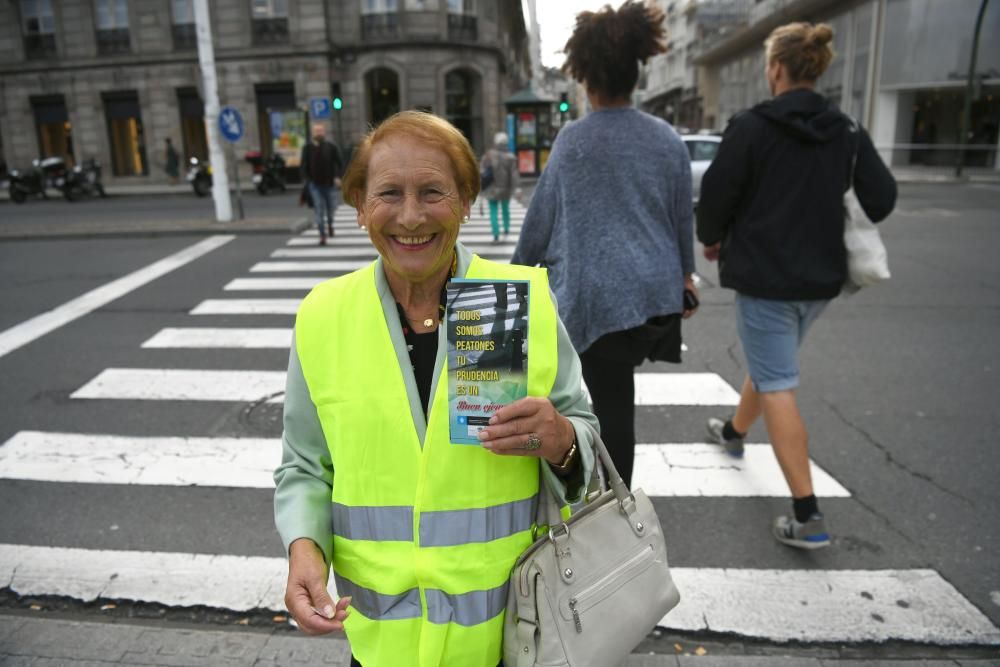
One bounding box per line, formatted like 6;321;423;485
511;107;694;353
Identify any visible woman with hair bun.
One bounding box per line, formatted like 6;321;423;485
513;1;698;489
698;22;897;550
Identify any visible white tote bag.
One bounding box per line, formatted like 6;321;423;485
844;120;890;291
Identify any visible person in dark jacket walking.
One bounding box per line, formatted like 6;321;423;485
300;123;343;246
697;22;896;550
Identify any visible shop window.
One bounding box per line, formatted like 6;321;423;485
361;0;399;39
445;69;482;151
251;0;289;44
447;0;477;41
255;82;306;175
171;0;196;51
95;0;130;55
20;0;57;59
103;91;147;176
177;87;207;162
366;68;400;126
32;95;74;162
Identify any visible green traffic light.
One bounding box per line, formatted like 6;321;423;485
559;102;569;113
333;97;343;110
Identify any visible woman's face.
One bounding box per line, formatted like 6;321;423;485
359;135;469;288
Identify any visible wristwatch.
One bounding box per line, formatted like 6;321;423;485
549;435;578;475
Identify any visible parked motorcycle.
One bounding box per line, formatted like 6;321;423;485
245;151;286;195
62;158;107;201
7;157;69;204
187;156;212;197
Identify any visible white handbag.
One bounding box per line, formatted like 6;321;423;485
844;120;891;291
503;427;681;667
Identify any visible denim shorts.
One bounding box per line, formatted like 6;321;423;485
735;294;830;393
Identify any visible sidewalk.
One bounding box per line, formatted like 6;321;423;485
1;614;997;666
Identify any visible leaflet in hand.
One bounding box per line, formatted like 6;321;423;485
446;279;530;444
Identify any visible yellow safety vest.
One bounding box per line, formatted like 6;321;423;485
295;254;558;666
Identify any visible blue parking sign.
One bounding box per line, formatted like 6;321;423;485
309;97;331;120
218;106;244;143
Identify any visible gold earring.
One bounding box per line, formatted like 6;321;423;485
461;215;470;225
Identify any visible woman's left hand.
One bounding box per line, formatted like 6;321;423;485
477;396;575;466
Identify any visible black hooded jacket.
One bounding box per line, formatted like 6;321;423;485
696;88;896;300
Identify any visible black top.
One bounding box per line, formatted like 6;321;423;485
299;140;343;187
696;88;897;300
409;330;438;416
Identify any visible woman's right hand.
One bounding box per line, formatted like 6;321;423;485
285;538;351;635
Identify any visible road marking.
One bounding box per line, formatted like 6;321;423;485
0;431;277;487
1;544;996;644
286;234;519;246
224;277;329;291
0;432;844;498
663;568;1000;645
0;544;287;613
250;260;374;273
584;373;740;406
70;369;286;402
272;247;379;258
0;235;234;360
632;444;850;497
141;327;292;348
190;298;301;315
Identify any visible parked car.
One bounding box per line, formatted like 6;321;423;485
681;134;721;205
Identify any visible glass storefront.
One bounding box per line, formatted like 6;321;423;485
31;94;74;163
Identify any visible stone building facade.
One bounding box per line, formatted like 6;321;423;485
0;0;530;182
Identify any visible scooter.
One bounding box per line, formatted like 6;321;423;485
187;156;212;197
62;158;107;201
9;157;68;203
245;151;286;195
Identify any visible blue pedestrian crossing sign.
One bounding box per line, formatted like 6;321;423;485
309;97;332;120
218;106;244;143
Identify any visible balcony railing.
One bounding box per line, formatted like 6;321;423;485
361;13;399;40
24;33;57;59
172;23;197;51
252;18;289;45
96;28;131;55
447;14;477;42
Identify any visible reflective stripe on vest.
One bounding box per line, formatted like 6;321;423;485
295;254;558;667
332;495;537;546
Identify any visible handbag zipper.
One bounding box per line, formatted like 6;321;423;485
565;544;655;633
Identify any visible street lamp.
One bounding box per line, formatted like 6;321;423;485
957;0;990;177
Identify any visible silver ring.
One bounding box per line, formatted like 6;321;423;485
524;433;542;450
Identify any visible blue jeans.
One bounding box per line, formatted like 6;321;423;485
309;183;336;235
487;198;510;239
735;294;830;393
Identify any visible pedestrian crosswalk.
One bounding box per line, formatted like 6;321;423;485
1;201;998;647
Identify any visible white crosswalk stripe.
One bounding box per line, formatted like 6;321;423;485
5;201;999;647
0;545;996;645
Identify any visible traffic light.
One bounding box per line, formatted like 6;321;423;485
332;82;343;111
558;92;570;114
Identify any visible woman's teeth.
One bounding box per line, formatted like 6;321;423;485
396;235;433;245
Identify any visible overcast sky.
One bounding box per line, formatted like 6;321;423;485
530;0;618;69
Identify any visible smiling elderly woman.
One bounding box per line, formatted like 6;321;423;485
273;110;598;667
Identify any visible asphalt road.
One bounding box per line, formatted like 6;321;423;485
0;182;998;651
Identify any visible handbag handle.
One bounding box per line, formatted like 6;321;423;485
537;423;637;529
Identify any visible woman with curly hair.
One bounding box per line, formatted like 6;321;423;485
513;1;698;488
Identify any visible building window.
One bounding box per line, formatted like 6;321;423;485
445;69;482;152
361;0;399;39
365;68;400;126
171;0;196;51
32;95;74;162
447;0;477;39
252;0;289;44
21;0;57;59
103;91;147;176
255;82;300;166
95;0;130;55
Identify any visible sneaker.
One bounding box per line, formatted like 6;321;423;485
773;513;831;550
706;417;744;458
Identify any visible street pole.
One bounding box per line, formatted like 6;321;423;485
956;0;989;178
230;143;244;220
194;0;232;221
